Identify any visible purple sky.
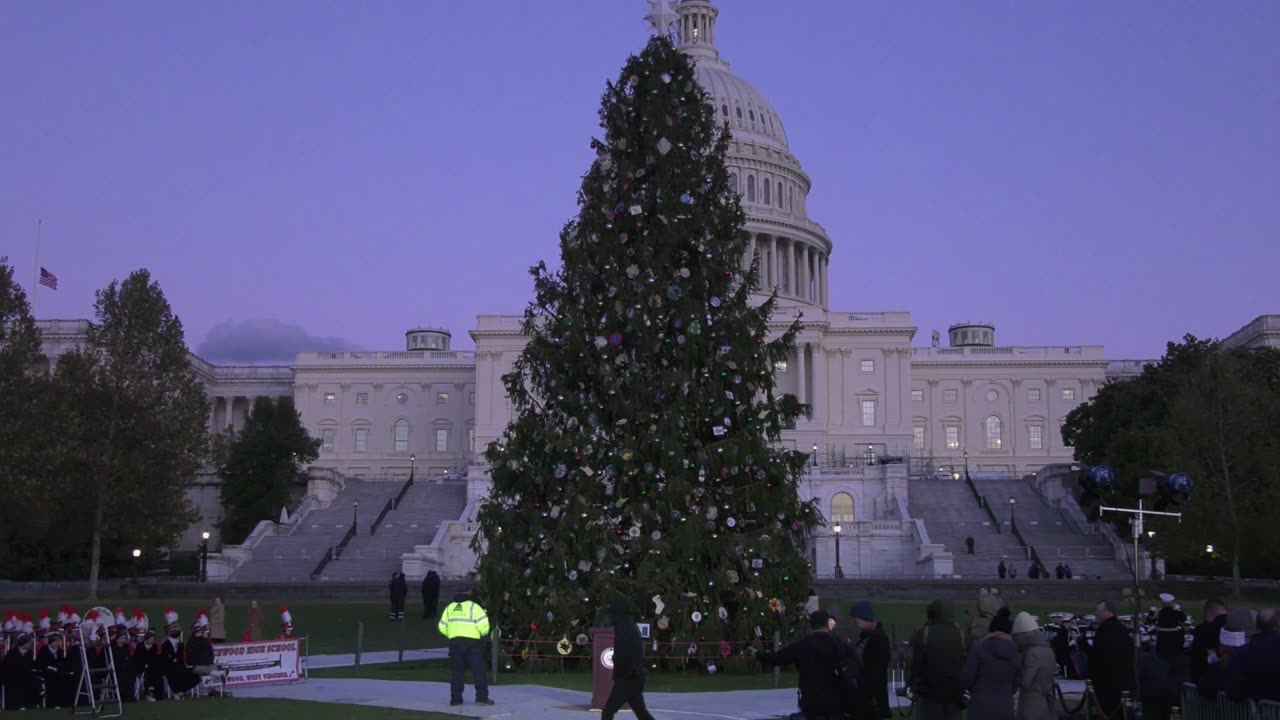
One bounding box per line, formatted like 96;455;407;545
4;1;1277;362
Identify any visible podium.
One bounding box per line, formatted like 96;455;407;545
590;627;621;711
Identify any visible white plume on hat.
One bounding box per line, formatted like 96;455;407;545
281;607;293;626
193;609;210;630
164;607;179;628
113;610;127;628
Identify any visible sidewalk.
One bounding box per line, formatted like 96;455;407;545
306;648;448;669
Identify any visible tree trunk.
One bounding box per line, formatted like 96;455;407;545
1231;551;1242;598
86;475;108;601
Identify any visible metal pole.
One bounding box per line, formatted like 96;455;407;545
772;631;781;689
355;621;363;672
397;614;406;663
491;627;500;682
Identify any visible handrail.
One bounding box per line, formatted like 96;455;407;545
1008;518;1049;576
310;525;357;580
393;472;415;510
370;499;394;536
966;474;1003;533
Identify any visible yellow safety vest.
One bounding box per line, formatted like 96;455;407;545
438;600;490;640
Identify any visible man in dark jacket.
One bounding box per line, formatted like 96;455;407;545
852;601;891;720
600;598;656;720
422;571;441;620
759;610;859;719
1225;608;1280;703
1089;600;1135;717
908;600;967;720
1189;598;1228;683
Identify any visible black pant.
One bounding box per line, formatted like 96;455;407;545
448;639;489;703
602;674;656;720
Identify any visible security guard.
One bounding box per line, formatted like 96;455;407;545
437;589;494;706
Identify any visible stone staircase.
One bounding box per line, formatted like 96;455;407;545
318;478;469;582
227;478;404;583
971;476;1129;580
908;477;1027;579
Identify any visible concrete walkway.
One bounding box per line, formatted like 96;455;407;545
306;648;448;669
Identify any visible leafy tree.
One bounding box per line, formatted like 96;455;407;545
219;396;320;542
0;260;42;383
1063;337;1280;593
60;270;210;598
473;36;817;662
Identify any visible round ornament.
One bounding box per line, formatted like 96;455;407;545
576;633;589;646
660;72;672;84
555;464;568;479
557;637;573;655
727;517;737;528
691;611;703;623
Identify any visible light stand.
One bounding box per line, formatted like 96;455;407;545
833;524;845;579
1099;498;1182;714
199;531;210;582
811;443;818;469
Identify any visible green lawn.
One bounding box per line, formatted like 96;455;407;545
22;698;460;719
312;659;800;693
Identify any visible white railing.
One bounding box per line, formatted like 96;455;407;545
296;350;477;363
913;345;1105;360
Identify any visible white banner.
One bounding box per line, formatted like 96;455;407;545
202;638;302;688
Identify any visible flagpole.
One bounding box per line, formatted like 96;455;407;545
32;218;42;316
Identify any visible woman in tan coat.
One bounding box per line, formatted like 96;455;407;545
209;597;227;643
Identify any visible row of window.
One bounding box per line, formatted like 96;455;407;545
322;391;475;407
912;418;1047;452
911;388;1076;403
775;359;878;374
728;172;798;212
318;421;476;455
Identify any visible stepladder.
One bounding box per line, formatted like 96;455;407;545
74;626;124;718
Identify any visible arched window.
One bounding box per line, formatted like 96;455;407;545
985;415;1002;450
722;104;729;117
788;186;793;211
735;106;743;119
394;419;410;453
728;172;738;193
749;109;756;122
776;181;783;208
762;179;771;205
746;175;756;202
831;493;855;523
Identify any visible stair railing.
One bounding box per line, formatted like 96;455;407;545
393;472;415;510
310;524;357;580
370;498;394;536
965;474;1004;534
1008;518;1049;577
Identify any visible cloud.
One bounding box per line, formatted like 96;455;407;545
196;318;358;364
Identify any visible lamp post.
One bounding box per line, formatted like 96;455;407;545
199;531;210;583
353;499;360;533
410;453;416;478
1009;496;1016;525
131;548;141;583
833;524;845;579
811;443;818;469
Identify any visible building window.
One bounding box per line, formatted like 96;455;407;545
913;425;926;451
749;109;756;122
945;425;960;450
735;106;743;119
722;104;729;117
944;389;958;402
435;428;448;453
436;392;449;405
830;492;854;523
355;392;369;406
354;428;368;453
321;429;335;452
323;393;336;406
861;400;876;426
1062;388;1076;401
762;178;771;205
469;392;476;406
394;419;409;453
986;389;998;401
396;392;408;405
729;173;738;193
861;359;875;373
985;415;1002;450
1029;425;1044;450
912;389;924;402
774;360;788;373
747;175;756;202
776;181;783;208
468;428;476;453
1028;388;1041;402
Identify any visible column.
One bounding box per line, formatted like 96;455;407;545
796;343;808;409
224;396;236;432
821;256;828;306
807;247;816;302
746;233;757;276
773;237;782;292
812;341;828;426
208;399;217;433
789;241;799;297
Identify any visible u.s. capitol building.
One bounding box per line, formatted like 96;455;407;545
34;1;1278;580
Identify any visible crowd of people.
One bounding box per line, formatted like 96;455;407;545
757;590;1280;720
0;598;299;710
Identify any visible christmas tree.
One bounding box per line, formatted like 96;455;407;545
474;35;819;669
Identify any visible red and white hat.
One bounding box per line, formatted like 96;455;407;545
20;614;34;636
192;609;210;632
37;610;51;636
129;610;148;636
64;606;81;632
164;607;179;631
113;609;127;629
55;605;69;629
2;610;16;634
82;609;101;636
280;607;293;634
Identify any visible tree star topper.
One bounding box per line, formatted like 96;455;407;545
645;0;679;39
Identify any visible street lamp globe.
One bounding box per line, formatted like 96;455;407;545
201;531;211;541
833;524;842;535
1206;544;1215;554
131;548;141;558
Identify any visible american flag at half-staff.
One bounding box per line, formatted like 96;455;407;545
39;267;58;290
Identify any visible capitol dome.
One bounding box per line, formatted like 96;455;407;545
666;0;832;310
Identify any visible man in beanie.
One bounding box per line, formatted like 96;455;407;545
907;600;967;720
852;600;891;719
437;589;494;706
758;609;859;718
599;597;656;720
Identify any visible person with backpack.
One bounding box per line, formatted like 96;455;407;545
961;608;1019;720
907;600;968;720
851;601;891;720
